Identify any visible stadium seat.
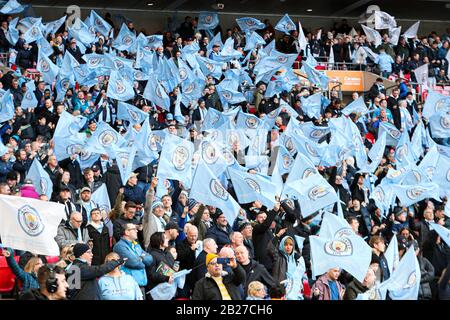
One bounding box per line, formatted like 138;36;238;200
0;256;19;295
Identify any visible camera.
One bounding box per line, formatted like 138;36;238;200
217;3;224;9
217;258;230;265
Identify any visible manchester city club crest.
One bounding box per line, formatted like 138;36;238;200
310;129;327;140
447;169;450;182
172;146;190;171
95;18;103;27
25;92;33;101
308;185;329;200
205;63;214;72
203;14;213;24
222;148;235;165
179;68;187;81
79;149;92;161
61;78;70;90
221;90;232;100
305;142;319;157
116;80;126;94
148;134;161;151
128;109;139;122
389;128;401;139
17;205;45;237
435;98;450;112
406;186;426;200
374;187;385;202
277;56;288;64
118;152;129;170
123;35;133;46
40;178;48;194
302;168;316;179
324;238;353;256
40;59;50;72
284;137;296;154
210;179;228;200
99;130;118;147
88;57;101;68
440;113;450;129
282;155;292;170
114;60;125;70
229;132;240;146
245;117;258;129
30;27;39;38
74;67;86;77
202;142;218;164
184;83;194;94
244;178;261;193
404;272;417;289
156;85;164;98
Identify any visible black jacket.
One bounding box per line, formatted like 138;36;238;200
67;259;121;300
418;256;435;300
253;207;277;272
192;265;246;300
205;224;232;251
19;289;51;300
240;259;275;296
87;223;111;266
146;248;176;290
59;157;83;189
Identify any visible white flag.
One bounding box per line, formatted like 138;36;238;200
403;21;420;39
361;24;382;47
413;63;429;85
374;11;397;30
328;45;335;69
389;26;402;46
0;195;65;256
298;21;308;52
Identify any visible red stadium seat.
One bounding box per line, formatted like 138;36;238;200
45;256;60;264
0;256;19;295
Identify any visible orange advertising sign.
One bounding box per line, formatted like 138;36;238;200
324;70;364;92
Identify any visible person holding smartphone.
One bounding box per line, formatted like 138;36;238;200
192;253;246;300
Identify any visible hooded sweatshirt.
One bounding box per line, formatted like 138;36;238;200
98;271;143;300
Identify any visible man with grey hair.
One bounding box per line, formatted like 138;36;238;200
192;238;218;284
55;211;90;249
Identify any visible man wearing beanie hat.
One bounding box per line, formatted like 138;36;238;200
205;209;233;251
142;182;169;249
66;243;124;300
192;252;246;300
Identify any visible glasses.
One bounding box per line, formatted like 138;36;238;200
73;220;83;223
127;228;137;231
208;262;219;267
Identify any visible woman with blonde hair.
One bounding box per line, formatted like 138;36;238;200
98;252;143;300
2;248;43;292
246;281;267;300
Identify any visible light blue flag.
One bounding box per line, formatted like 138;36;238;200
198;139;229;177
319;212;355;240
6;17;19;45
275;14;296;34
181;79;205;107
26;158;53;199
106;70;135;101
393;182;440;207
53;111;87;139
117;102;149;125
309;234;372;283
244;31;266;51
368;131;387;164
411;122;426;160
394;132;416;168
0;138;8;157
22;18;44;44
429;222;450;247
54;133;88;162
418;145;439;180
0;0;25;14
69;18;96;45
21;82;38;109
236;110;263;131
132;118;159;170
196;56;223;80
228;167;276;209
143;74;170;111
301;61;329;89
216;85;246;107
82;53;107;70
111;145;137;184
286;152;317;184
177;58;196;85
236;17;265;32
300;93;323;119
181;41;200;55
189;159;241;224
36;37;53;57
112;23;137;52
263;39;276;55
282;173;338;218
421;90;450;120
84;121;126;155
44;16;66;36
173;93;185;125
37;49;59;84
157;134;194;187
219;37;242;60
19;17;40;29
271;145;294;196
378;246;421;300
149;269;191;300
0;90;14;123
197;12;219;30
379;122;401;147
431;154;450;198
200;107;227;131
141;34;162;50
384;235;400;275
429;110;450;139
264;79;284;98
291;132;324;165
400;107;414;132
261;107;281;131
342;96;368;116
91;184;111;214
89;10;112;37
284;257;307;300
207;32;223;53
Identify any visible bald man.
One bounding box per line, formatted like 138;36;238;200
55;211;90;249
